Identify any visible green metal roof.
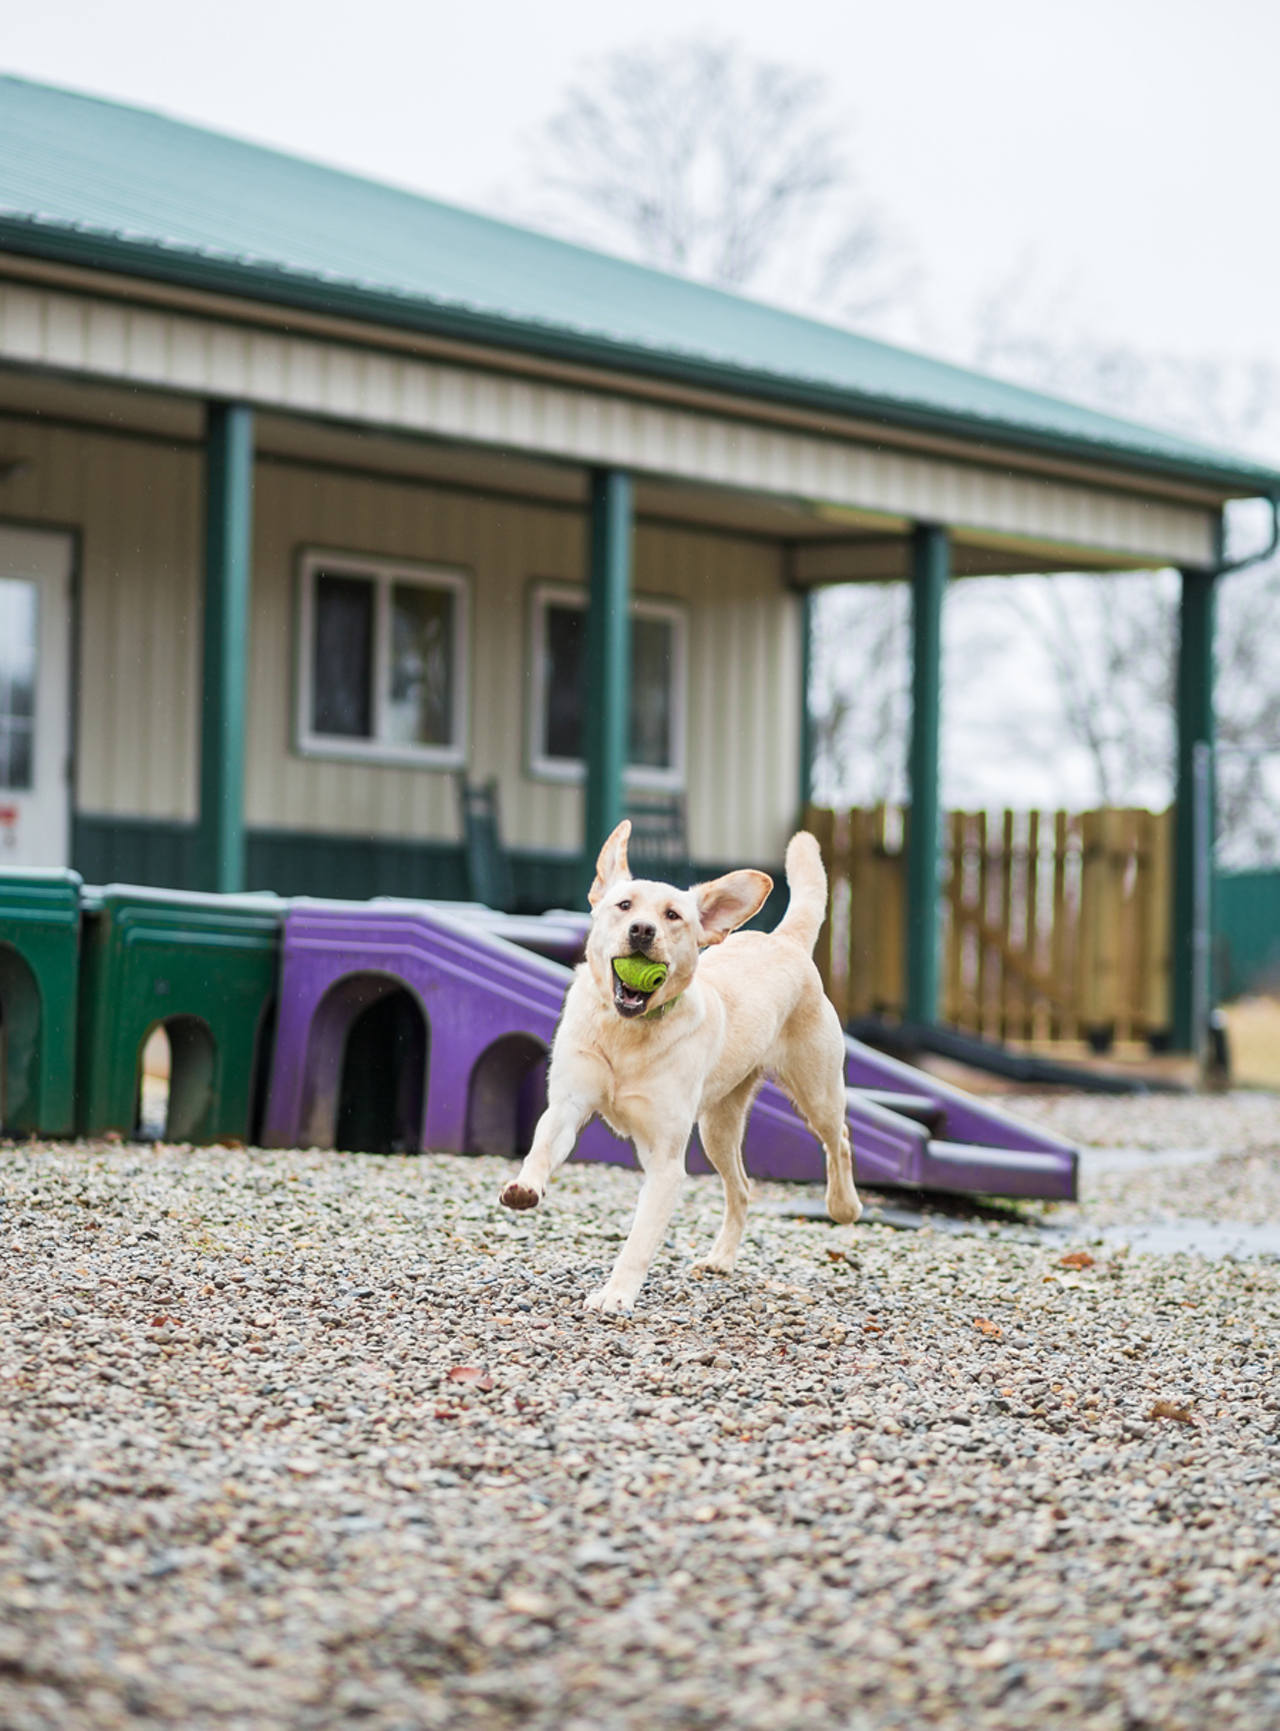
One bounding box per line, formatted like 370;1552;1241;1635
0;74;1275;496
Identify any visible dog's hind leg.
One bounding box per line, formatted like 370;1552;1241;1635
774;1008;861;1227
691;1072;761;1275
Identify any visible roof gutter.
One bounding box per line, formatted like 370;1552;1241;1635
1210;492;1280;577
2;215;1278;501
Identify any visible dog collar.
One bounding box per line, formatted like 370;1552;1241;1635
644;993;683;1020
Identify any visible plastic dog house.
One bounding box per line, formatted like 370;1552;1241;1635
0;868;84;1137
76;886;284;1143
263;899;1077;1198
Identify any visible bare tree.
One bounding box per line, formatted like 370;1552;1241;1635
809;584;911;807
962;268;1280;862
529;38;914;326
973;263;1280;454
1001;572;1178;808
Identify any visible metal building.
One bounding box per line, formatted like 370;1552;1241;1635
0;74;1276;1051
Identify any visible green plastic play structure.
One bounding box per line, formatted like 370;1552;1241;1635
75;886;284;1143
0;868;83;1137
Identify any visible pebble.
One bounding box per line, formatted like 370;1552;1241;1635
0;1096;1277;1729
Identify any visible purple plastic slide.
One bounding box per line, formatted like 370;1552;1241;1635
262;899;1075;1199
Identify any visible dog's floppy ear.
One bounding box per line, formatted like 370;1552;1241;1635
589;820;633;908
693;870;773;944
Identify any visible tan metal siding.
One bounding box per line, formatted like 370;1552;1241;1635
249;468;798;862
634;524;799;864
0;413;800;860
0;281;1220;567
0;413;200;820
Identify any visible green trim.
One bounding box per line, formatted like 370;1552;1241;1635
905;525;948;1024
799;589;815;810
1171;569;1217;1051
197;403;253;893
583;470;633;887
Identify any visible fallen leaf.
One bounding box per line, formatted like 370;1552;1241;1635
973;1318;1003;1339
1058;1251;1096;1269
447;1366;494;1391
1148;1400;1195;1425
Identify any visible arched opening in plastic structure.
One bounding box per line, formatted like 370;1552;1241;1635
337;988;426;1153
297;973;428;1154
466;1033;548;1158
247;996;278;1148
0;942;41;1133
135;1015;218;1143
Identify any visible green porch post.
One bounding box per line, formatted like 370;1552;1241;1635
197;402;254;894
1171;566;1217;1052
799;587;816;812
905;524;948;1024
583;468;633;888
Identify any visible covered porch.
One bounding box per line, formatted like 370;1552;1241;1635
149;331;1245;1057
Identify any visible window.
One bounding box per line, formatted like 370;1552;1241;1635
529;583;686;788
0;578;36;791
297;552;467;765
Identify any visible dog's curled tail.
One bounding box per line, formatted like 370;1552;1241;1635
775;830;829;955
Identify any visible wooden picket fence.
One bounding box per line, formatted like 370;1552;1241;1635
806;805;1173;1048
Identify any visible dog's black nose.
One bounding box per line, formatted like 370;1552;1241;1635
628;920;656;946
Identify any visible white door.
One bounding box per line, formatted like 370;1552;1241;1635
0;527;72;868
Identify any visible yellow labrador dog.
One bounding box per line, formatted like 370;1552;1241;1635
498;821;860;1312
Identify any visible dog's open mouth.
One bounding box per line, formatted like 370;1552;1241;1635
611;957;664;1019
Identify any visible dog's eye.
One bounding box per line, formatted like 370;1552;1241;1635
617;899;631;912
664;908;681;922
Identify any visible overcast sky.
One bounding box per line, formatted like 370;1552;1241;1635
4;0;1278;406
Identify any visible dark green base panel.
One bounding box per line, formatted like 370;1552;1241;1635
72;815;200;892
1218;870;1280;1000
72;814;788;926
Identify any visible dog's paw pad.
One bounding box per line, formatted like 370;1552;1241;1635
499;1182;541;1212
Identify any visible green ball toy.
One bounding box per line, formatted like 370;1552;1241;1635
613;955;668;993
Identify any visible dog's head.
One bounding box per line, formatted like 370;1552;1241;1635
586;821;773;1019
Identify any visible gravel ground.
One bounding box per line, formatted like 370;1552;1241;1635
1;1099;1279;1731
1011;1091;1280;1227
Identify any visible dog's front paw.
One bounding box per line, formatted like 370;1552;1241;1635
499;1181;542;1211
584;1286;634;1315
691;1253;737;1276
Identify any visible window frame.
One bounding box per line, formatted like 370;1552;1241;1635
295;548;469;768
527;580;687;791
